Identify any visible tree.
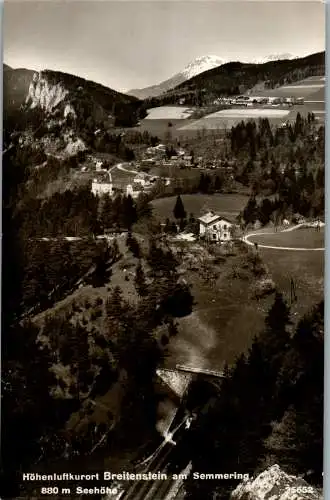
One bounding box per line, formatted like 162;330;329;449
135;261;147;296
258;198;274;226
126;234;141;258
261;292;291;367
91;246;112;288
243;196;258;225
100;195;114;229
173;195;186;220
214;175;223;192
122;195;137;230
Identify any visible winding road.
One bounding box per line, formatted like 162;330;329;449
242;223;325;251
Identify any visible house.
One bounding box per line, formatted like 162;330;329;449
91;178;113;197
141;158;156;167
95;160;104;171
198;212;234;242
183;155;193;167
133;173;148;186
126;184;141;199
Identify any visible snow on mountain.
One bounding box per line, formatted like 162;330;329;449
254;53;297;64
127;55;225;99
181;55;225;79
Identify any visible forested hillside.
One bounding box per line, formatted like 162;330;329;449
1;139;194;498
183;295;323;499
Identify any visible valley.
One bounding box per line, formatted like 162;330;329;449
1;40;325;500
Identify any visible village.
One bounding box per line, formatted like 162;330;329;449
88;139;235;202
212;94;305;107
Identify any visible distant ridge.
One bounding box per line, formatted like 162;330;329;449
127;55;225;99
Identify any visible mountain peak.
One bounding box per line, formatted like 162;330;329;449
181;55;225;79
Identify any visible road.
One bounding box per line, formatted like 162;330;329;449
116;163;160;178
30;233;127;243
116;163;170;183
242;223;325;251
116;163;143;176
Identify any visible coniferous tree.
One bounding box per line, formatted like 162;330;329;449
243;196;258;225
135;261;147;297
122;195;137;230
173;195;186;220
259;292;291;377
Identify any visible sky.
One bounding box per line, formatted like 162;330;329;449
3;0;325;92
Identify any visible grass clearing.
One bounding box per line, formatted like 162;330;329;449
251;76;325;98
125;119;199;140
151;193;249;221
258;247;324;320
145;106;195;120
249;227;324;249
178;114;292;131
207;108;291;118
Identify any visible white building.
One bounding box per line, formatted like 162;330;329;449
198;212;233;242
95;160;103;171
126;184;140;199
91;179;113;197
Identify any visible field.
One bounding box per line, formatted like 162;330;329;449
127;118;199;140
151;193;249;221
145;106;195;120
258;248;324;320
305;87;325;103
251;76;325;99
177;76;325;131
131;77;324;137
247;225;324;321
178;107;292;131
249;227;325;249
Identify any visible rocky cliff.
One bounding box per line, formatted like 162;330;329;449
231;465;322;500
25;71;71;114
4;65;144;127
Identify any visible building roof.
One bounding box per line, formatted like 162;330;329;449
198;212;234;225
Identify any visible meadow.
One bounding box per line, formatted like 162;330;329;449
178;108;292;131
151;193;249;221
128;118;199;140
252;76;325;98
144;106;195;120
249;227;325;249
258;247;324;320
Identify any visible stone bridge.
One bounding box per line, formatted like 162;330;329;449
156;365;225;400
